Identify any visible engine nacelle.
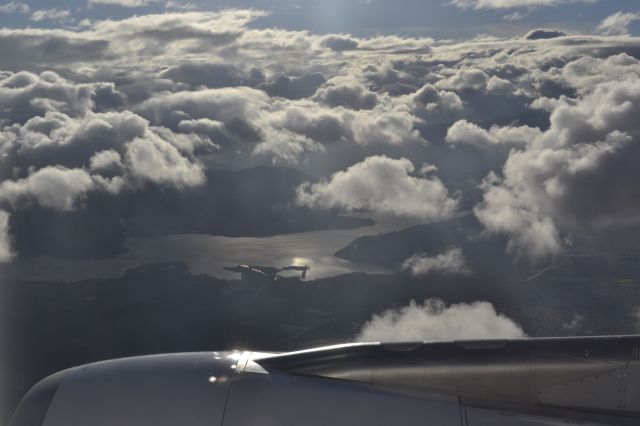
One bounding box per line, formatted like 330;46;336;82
9;350;463;426
10;337;640;426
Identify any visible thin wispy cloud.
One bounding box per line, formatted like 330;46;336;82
402;248;471;276
0;1;29;14
88;0;157;7
29;8;71;22
165;1;198;10
597;11;640;36
451;0;595;10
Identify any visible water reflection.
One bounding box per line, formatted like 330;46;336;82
1;217;424;282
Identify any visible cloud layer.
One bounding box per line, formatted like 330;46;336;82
0;9;639;262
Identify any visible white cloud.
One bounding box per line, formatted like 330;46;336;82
296;156;458;220
313;84;378;110
89;0;157;7
475;172;565;260
89;149;123;172
136;84;422;163
503;10;527;21
411;84;464;118
29;9;71;22
561;53;640;90
0;72;125;126
597;11;640;36
0;210;12;262
475;56;640;261
0;2;29;14
0;166;96;211
355;299;526;342
451;0;594;10
165;1;198;11
1;107;208;198
486;75;515;94
0;10;435;76
253;127;324;164
124;136;205;187
348;107;421;145
446;120;540;148
402;248;470;276
136;87;268;127
435;68;488;91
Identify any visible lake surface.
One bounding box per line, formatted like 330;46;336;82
1;217;423;282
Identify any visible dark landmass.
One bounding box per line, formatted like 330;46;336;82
8;166;373;259
335;214;483;266
3;259;640;424
336;214;640;286
335;214;521;280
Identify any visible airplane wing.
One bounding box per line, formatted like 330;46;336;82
10;336;640;426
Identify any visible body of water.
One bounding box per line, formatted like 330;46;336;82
1;217;422;282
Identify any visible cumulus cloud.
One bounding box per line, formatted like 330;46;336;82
351;109;421;145
560;52;640;90
475;54;640;261
0;166;96;211
402;248;471;276
597;11;640;36
411;84;463;120
313;84;378;110
133;82;422;163
446;120;540;148
296;156;458;219
0;71;114;123
0;210;12;262
89;149;123;172
0;107;208;213
124;134;205;187
486;75;515;94
136;86;267;129
355;299;526;342
435;69;488;91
